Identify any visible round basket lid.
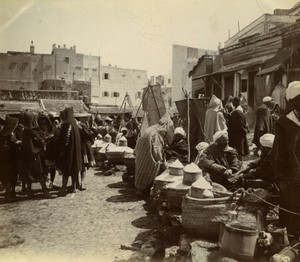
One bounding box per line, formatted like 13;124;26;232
183;162;202;173
191;176;212;190
155;170;183;183
168;159;184;169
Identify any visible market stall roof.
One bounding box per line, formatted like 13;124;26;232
193;55;274;80
41;99;90;117
89;104;132;115
256;64;282;76
0;100;45;119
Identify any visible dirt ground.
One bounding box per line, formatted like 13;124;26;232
0;169;161;262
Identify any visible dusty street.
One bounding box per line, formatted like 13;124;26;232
0;168;159;262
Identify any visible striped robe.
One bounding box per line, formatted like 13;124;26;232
135;125;164;191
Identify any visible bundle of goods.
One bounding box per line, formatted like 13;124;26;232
105;146;134;165
182;179;256;239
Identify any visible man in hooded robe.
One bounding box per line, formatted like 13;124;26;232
21;112;53;198
204;95;227;143
135;113;174;196
56;107;82;196
273;81;300;235
0;116;20;201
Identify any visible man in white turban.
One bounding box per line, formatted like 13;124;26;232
198;130;242;190
165;126;188;164
273;81;300;235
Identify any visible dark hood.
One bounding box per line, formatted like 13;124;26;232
61;107;75;125
0;116;18;137
23;112;39;129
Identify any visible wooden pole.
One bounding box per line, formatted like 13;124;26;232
187;93;190;163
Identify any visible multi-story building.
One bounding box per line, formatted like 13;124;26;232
93;65;148;108
172;44;217;106
0;43;147;107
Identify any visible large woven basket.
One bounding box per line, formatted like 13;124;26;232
182;195;256;239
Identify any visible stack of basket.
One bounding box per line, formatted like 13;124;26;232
164;162;202;208
154;159;184;189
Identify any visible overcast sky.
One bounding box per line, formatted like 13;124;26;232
0;0;299;76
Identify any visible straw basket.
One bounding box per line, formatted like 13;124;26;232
182;195;256;239
164;183;190;209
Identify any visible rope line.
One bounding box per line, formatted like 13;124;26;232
242;190;300;217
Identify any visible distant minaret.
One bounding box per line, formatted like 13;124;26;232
30;40;34;54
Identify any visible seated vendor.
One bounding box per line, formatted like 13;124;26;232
165;127;188;164
198;130;243;190
237;133;275;189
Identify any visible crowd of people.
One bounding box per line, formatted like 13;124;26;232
0;80;299;235
0;108;140;201
134;81;300;236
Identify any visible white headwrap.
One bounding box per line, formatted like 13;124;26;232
213;130;228;143
259;133;275;149
286;81;300;101
174;127;186;137
196;142;209;152
262;96;272;103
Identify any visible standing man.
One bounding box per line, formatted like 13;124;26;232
227;97;249;160
253;96;274;156
204;95;227;143
273;81;300;235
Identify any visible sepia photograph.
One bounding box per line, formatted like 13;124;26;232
0;0;300;261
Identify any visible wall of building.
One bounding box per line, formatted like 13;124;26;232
172;44;217;106
91;65;147;107
224;14;300;47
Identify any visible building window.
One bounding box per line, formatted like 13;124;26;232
112;92;120;98
20;63;29;70
103;73;110;80
102;91;109;97
8;62;17;70
122;74;126;77
137;76;141;80
75;66;81;71
168;78;171;84
92;68;97;72
64;57;69;64
135;91;142;99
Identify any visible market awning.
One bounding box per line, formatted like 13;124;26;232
0;100;45;116
41;99;90;117
89;104;132;115
193;55;275;80
256;64;282;76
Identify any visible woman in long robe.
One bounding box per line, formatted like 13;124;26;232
21;112;52;198
0;116;20;201
56;107;82;196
